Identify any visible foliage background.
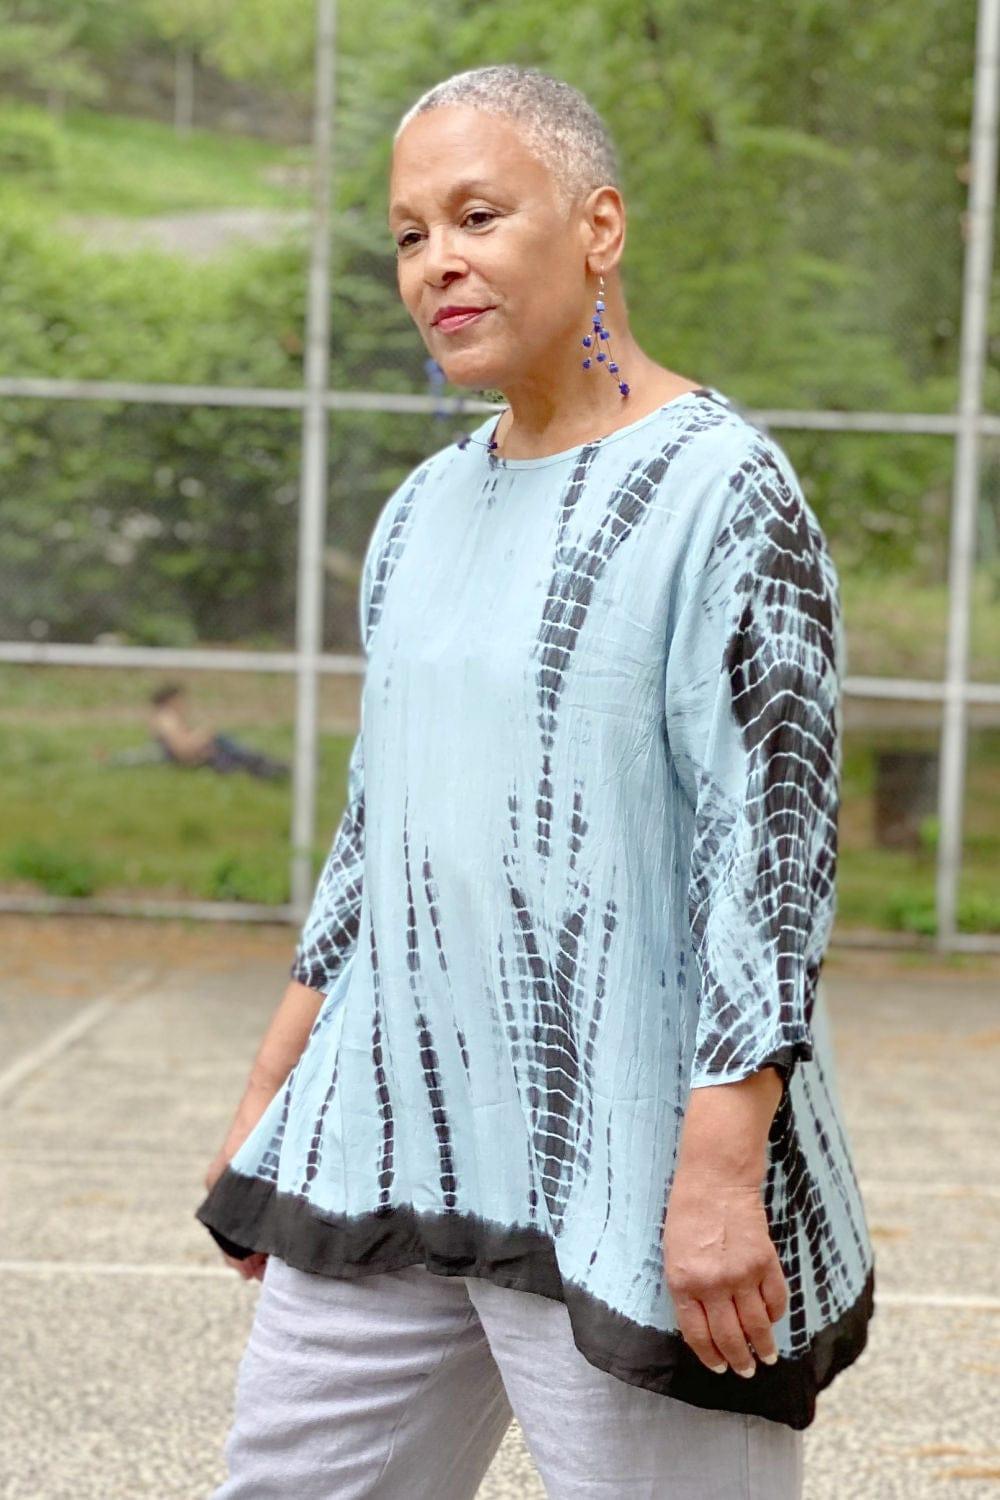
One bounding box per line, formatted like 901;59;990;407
0;0;997;929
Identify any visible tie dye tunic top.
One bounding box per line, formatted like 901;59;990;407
196;384;876;1430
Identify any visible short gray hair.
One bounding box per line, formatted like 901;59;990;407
393;65;622;218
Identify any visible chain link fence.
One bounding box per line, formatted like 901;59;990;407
1;0;997;949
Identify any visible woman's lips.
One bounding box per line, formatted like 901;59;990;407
435;308;493;333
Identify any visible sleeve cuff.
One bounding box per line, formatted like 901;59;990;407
288;955;332;994
688;1033;814;1097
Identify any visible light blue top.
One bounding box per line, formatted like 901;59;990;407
196;383;876;1429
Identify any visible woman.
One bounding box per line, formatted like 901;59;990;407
196;64;875;1499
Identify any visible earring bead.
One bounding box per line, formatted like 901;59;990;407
582;274;628;399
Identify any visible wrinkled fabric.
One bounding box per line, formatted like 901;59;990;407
196;385;876;1430
210;1254;803;1500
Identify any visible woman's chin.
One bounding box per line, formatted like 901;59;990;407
438;368;493;392
433;353;507;391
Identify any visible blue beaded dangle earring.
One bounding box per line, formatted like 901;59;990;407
581;271;630;397
455;269;630;457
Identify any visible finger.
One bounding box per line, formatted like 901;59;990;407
703;1296;757;1378
674;1294;730;1375
732;1284;779;1365
223;1251;255;1279
759;1256;789;1326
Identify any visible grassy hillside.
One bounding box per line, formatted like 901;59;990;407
0;101;309;221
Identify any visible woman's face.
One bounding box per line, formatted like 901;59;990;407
389;105;592;394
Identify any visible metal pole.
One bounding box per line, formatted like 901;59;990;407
290;0;337;917
935;0;1000;949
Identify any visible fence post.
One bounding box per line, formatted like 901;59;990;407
291;0;337;918
935;0;1000;949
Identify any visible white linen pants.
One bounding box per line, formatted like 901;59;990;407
210;1254;804;1499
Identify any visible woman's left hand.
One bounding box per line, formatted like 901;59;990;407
662;1168;787;1377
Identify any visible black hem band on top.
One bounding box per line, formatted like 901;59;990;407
195;1166;876;1432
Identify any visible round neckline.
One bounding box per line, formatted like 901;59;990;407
465;385;722;469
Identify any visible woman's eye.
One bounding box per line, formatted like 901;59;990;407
396;210;496;250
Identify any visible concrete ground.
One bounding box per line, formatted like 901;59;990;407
1;914;999;1499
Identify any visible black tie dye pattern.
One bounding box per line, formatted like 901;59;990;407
196;386;875;1430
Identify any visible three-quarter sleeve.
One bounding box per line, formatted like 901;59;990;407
664;432;842;1098
289;729;366;994
288;501;387;995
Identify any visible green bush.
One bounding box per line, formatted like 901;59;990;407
884;889;938;936
0;194;422;651
7;839;99;897
918;815;940;852
0;108;66;179
204;851;291;905
885;886;1000;936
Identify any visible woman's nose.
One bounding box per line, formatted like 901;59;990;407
421;226;470;279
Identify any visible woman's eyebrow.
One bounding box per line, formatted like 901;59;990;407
388;177;500;223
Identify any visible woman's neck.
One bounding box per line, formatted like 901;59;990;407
491;359;704;460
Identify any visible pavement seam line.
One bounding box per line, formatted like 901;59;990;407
0;968;158;1102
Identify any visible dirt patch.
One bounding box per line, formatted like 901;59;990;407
58;207;310;261
0;911;292;995
3;913;998;992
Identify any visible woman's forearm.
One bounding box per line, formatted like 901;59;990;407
247;978;327;1092
221;979;327;1156
675;1067;784;1186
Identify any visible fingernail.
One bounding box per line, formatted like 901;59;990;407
736;1365;756;1379
710;1362;728;1375
761;1352;778;1365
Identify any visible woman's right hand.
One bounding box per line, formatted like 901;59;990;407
204;1091;274;1282
201;983;325;1282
